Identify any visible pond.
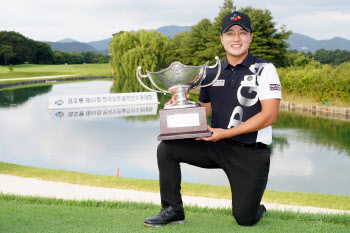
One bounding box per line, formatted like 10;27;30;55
1;80;349;196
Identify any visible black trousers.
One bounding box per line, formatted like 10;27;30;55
157;139;270;226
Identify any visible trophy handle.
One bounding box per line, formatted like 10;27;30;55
200;56;221;88
136;66;163;93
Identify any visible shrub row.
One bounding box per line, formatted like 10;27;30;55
277;62;350;103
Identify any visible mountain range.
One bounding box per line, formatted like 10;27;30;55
287;33;350;52
44;25;350;54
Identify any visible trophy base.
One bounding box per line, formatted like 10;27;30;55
158;107;209;141
158;130;212;141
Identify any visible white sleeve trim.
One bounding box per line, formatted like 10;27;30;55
257;63;282;101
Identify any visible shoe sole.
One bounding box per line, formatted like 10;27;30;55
144;220;186;227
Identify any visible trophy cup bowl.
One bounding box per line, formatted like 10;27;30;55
136;56;221;140
136;56;221;109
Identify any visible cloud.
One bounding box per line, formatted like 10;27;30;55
280;10;350;39
0;0;220;42
1;0;350;42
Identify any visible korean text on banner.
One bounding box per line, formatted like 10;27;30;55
48;92;158;110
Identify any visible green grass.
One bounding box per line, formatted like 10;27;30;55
0;78;113;91
1;162;350;211
0;63;112;79
0;194;349;233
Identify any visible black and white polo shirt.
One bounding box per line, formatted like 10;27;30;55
198;52;282;145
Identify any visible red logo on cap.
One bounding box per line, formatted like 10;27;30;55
232;14;241;21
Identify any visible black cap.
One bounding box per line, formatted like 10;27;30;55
221;11;252;33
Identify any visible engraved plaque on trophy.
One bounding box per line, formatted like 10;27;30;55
136;56;221;141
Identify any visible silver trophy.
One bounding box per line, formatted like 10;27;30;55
136;56;221;109
136;56;221;140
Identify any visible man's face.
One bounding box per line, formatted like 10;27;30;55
220;25;253;60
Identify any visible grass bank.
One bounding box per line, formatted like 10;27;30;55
1;194;349;233
0;63;112;80
1;162;349;211
281;92;350;108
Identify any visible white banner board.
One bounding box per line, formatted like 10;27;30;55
49;104;158;120
48;92;158;110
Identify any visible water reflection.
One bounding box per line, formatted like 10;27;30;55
274;111;350;156
0;86;52;107
0;81;349;195
270;128;350;195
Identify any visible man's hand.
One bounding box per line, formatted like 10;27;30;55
196;126;229;142
165;93;190;106
196;98;280;142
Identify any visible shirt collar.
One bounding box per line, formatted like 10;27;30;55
222;58;230;70
223;52;254;70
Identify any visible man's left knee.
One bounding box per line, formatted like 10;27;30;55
233;209;260;226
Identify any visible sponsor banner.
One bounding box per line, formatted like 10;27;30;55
49;104;158;120
48;92;158;110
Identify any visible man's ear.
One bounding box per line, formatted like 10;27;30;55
250;33;254;42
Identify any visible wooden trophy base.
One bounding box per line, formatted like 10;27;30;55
158;106;212;141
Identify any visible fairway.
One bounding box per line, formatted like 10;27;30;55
1;194;349;233
0;63;112;79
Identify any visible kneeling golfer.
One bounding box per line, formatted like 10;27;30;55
144;11;281;227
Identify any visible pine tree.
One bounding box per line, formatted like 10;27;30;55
241;7;292;67
0;45;16;66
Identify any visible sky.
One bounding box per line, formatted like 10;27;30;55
1;0;350;43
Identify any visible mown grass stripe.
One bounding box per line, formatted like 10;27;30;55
1;162;350;211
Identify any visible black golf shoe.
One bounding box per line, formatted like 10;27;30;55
260;204;267;215
144;206;185;227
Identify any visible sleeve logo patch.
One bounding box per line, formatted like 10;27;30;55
270;84;281;91
212;79;225;86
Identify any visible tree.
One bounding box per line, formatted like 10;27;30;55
166;0;291;67
0;31;56;65
286;50;316;67
241;7;292;67
165;0;235;66
70;52;84;64
312;49;350;65
34;42;53;64
81;51;100;63
0;30;109;65
53;51;65;64
313;49;330;64
109;30;170;78
62;52;72;64
0;45;16;66
0;31;35;64
98;55;109;63
198;0;236;63
166;31;192;64
190;18;215;65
